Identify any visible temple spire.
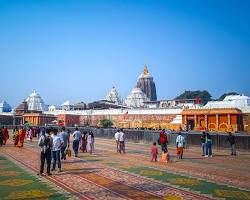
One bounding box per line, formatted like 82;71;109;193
143;64;149;75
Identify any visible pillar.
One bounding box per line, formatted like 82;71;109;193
227;114;231;125
205;115;208;130
216;114;219;131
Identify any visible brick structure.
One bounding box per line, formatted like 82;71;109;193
23;113;56;126
79;112;179;130
57;114;80;127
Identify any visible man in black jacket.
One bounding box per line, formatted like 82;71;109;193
227;132;236;156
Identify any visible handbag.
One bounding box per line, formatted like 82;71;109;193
66;149;72;157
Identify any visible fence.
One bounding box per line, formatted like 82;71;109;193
82;128;250;151
3;125;250;151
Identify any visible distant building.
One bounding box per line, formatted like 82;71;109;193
137;64;157;101
0;101;12;112
125;87;149;108
0;113;13;125
23;113;56;126
160;99;202;109
105;87;123;105
26;90;48;112
182;108;243;132
204;95;250;110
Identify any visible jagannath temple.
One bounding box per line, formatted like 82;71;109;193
1;65;250;133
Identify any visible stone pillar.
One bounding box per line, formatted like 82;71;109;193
227;114;231;125
216;114;219;131
205;115;208;130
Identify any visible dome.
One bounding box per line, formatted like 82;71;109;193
26;90;47;111
125;87;149;108
105;87;123;105
48;105;56;111
0;100;12;112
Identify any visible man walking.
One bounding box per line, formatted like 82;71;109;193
38;128;53;176
59;127;70;160
114;129;120;152
72;127;82;157
227;132;236;156
52;128;63;172
176;132;185;159
119;129;125;154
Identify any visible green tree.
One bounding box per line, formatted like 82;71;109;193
175;90;212;105
218;92;239;101
99;119;113;128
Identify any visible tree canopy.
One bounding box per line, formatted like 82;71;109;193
99;119;113;128
175;90;212;105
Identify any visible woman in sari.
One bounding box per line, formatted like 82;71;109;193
80;131;88;153
87;131;94;154
17;127;26;147
12;127;19;146
2;127;9;145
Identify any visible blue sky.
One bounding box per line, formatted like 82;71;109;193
0;0;249;107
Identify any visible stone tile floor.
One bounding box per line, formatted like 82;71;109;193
0;137;250;200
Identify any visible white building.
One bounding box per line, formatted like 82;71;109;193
204;95;250;113
105;87;123;105
125;87;149;108
26;90;48;112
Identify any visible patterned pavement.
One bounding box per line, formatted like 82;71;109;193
0;137;250;200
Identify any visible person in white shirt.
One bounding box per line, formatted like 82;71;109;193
72;127;82;157
114;130;120;153
52;128;64;172
118;129;125;154
176;132;185;159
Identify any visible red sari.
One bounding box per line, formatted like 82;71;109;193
80;133;88;152
2;128;9;145
17;129;25;147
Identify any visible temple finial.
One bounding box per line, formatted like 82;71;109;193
143;64;149;75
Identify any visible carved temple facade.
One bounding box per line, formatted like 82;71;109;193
181;108;243;132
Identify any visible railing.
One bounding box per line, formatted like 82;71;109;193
4;125;250;151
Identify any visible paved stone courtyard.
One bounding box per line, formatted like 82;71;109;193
1;137;250;200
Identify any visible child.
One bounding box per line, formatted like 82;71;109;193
160;148;170;163
151;142;158;162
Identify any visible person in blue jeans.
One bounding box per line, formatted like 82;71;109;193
205;132;212;157
52;128;63;172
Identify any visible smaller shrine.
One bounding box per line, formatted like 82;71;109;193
181;108;243;132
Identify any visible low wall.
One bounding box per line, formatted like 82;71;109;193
4;125;250;151
83;128;250;151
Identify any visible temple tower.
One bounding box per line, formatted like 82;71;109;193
137;64;157;101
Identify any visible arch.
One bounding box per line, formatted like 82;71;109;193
219;123;228;132
208;123;217;131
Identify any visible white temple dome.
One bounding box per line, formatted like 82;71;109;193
105;87;123;105
125;87;149;108
26;90;47;111
0;100;12;112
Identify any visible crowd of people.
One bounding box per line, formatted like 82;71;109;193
38;127;95;176
150;129;237;163
0;125;238;175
